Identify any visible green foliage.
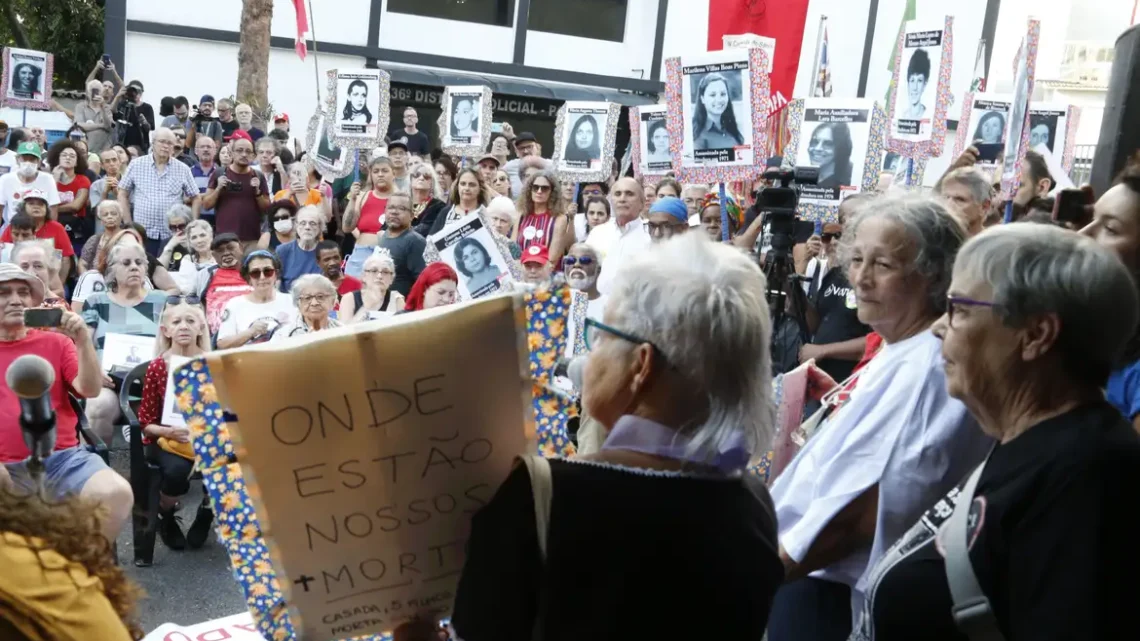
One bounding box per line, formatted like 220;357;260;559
0;0;105;91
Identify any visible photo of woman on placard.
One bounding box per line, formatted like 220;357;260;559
646;119;671;164
341;79;373;124
902;48;931;120
692;71;745;151
9;62;43;100
454;236;502;294
1029;113;1059;151
807;122;854;188
450;96;480;139
564;114;602;164
972;110;1006;145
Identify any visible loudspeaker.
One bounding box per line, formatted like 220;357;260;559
1091;25;1140;196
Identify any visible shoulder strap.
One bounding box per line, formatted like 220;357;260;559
945;456;1007;641
519;455;553;562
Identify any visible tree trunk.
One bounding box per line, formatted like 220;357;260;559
1;0;31;48
236;0;273;127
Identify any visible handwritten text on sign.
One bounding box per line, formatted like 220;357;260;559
207;296;531;639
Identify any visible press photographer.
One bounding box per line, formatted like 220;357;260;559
111;80;154;153
187;95;225;150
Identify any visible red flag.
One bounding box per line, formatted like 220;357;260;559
293;0;309;60
707;0;811;102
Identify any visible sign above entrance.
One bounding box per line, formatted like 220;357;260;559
390;83;563;120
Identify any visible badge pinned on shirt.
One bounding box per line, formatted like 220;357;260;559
845;290;857;309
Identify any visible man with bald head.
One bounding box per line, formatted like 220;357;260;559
586;176;651;294
117;127;201;255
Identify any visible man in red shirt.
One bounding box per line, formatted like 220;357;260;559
0;264;132;541
316;240;360;312
0;190;75;280
202;133;270;246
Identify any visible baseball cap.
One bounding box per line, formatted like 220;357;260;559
521;245;550;266
513;132;538;146
229;130;253;143
211;232;241;250
19;189;49;205
387;140;408;153
0;264;45;306
15;142;42;159
200;94;215;105
127;80;145;91
476;154;500;168
274;113;289;123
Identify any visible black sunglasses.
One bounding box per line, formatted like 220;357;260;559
166;295;201;305
821;232;841;243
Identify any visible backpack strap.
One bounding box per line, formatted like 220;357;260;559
518;455;553;561
945;455;1006;641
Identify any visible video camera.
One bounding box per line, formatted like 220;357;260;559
755;165;818;260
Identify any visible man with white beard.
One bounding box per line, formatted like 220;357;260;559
0;142;60;224
563;243;606;321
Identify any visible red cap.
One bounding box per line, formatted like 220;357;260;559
229;129;253;143
274;113;289;123
521;245;550;266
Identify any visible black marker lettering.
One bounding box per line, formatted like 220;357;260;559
306;517;339;550
413;374;453;416
460;438;493;464
318;395;354;437
337;459;367;489
366;382;412;428
359;558;387;581
464;483;491;512
374;505;401;532
294;463;332;498
398;552;420;575
406;499;432;525
433;493;457;514
271;406;313;445
344;512;374;538
323;565;354;592
421;447;456;478
372;451;417;484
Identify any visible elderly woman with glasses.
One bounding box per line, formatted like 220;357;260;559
451;232;782;638
216;250;296;348
409;162;448;236
272;274;342;341
339;250;404;323
767;195;993;641
851;224;1140;641
79;201;126;272
80;241;171;444
157;204;195;273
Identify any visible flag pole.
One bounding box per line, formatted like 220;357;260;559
810;16;827;97
307;0;322;103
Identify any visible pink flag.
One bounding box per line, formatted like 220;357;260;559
293;0;309;60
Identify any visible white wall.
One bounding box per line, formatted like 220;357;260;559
124;33;364;135
126;0;372;47
659;0;709;75
378;10;516;63
794;0;872;99
526;0;660;79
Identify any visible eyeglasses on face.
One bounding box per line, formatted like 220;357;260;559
945;295;995;327
299;293;333;304
645;221;686;238
169;223;187;232
248;267;277;280
166;295;201;306
562;255;595;268
363;268;395;277
273;214;293;221
412;172;432;180
584;317;667;362
821;232;841;243
531;184;552;193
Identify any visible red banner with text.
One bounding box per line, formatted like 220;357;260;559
707;0;810;102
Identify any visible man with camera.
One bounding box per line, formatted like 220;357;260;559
186;95;224;152
110;80;154;153
0;264;133;541
202;132;270;246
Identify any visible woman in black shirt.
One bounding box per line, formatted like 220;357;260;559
451;232;783;640
854;223;1140;640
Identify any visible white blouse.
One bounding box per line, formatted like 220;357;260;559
769;329;992;601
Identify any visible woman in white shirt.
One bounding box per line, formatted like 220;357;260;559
215;250;296;348
766;195;993;641
173;220;215;295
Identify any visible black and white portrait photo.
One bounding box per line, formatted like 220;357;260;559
2;47;52;109
638;105;671;174
449;94;481;142
1028;108;1064;152
310;114;346;172
892;24;944;141
678;50;754;168
557;102;614;173
795;100;872;204
429;212;511;300
333;69;382;138
439;85;491;155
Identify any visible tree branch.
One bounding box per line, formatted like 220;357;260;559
1;1;31;48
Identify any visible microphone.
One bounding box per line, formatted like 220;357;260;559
6;354;57;462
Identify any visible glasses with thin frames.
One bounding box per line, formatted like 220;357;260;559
946;295;995;328
299;293;333;305
584;317;666;364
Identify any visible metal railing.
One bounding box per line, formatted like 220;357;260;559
1070;144;1096;186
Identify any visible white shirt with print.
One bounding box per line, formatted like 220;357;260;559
216;294;298;345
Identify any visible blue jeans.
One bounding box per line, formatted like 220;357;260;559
344;244;373;279
5;446;111;501
767;577;852;641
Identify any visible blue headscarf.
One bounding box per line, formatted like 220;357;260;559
649;196;688;223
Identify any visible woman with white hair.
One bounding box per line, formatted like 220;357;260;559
339;250;404;323
409;162;447;236
767;195;992;641
157;204;195;273
172;219;216;295
81;242;170;444
72;79;114;153
80;200;126;271
450;232;783;639
272;274;342;341
853;224;1140;641
485;195;522;259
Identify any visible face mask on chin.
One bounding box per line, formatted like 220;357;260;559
17;162;37;179
273;219;294;233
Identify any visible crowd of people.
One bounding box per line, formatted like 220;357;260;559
0;61;1139;641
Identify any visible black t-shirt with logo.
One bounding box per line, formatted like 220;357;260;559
857;402;1140;641
811;267;869;381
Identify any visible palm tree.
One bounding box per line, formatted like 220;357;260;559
236;0;273;126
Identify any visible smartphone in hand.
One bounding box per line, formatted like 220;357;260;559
1053;188;1093;227
24;308;63;328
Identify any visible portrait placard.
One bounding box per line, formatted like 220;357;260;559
101;333;153;373
324;68;390;148
305;110;354;180
428;212;515;300
204;295;532;639
552;101;620;185
161;356;190;428
631;105;672;179
886;17;954;158
437;86;493;157
783;98;886;220
953;92;1012;166
665;47;771;184
1027;102;1079;174
1060;105;1081;174
1000;19;1041;201
1;47;53;110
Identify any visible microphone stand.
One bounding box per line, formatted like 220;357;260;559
18;393;56;487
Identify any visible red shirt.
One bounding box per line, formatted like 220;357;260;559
137;358;168;444
0;331;80;463
57;175;92;216
333;275;361;312
203;268;253;335
0;220;75;257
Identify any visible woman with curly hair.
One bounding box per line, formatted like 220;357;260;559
0;490;142;639
46;139;92;251
514;170;571;265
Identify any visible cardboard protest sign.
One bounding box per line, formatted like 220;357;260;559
203;294;532;639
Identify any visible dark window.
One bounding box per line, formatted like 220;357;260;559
528;0;628;43
387;0;515;28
